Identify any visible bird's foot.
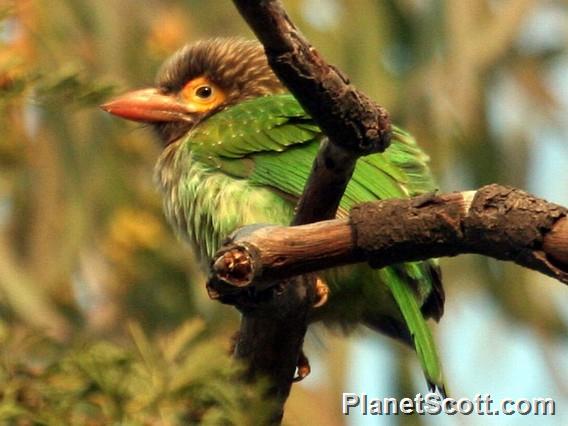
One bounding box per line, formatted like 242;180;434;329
313;277;329;308
293;349;311;382
228;330;240;355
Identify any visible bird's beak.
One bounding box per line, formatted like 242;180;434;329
100;88;193;124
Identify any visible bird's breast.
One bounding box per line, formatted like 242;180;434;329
154;141;294;262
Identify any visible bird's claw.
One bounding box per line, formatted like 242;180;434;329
229;330;240;355
313;277;329;308
293;350;311;382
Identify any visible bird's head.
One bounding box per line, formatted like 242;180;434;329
101;38;285;145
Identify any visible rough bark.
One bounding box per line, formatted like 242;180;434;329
213;1;395;422
211;185;568;287
232;0;391;155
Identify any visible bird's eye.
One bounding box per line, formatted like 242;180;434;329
181;76;225;110
195;85;213;99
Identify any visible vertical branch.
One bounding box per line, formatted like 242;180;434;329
207;0;393;422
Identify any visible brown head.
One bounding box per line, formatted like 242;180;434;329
101;38;285;145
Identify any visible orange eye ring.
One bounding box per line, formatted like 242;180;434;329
181;76;226;112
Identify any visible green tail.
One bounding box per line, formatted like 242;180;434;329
381;267;446;396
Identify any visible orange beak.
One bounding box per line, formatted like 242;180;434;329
100;88;192;123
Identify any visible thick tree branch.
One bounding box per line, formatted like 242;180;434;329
211;185;568;287
232;0;392;156
214;1;396;422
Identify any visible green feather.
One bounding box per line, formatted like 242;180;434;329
380;266;445;394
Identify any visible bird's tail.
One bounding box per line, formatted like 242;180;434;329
380;267;447;397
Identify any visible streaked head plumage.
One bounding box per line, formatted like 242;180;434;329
156;38;284;104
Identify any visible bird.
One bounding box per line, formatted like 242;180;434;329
101;37;446;394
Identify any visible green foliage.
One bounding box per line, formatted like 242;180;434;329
33;67;116;109
0;321;274;425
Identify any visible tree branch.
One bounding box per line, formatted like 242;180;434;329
211;185;568;287
232;0;391;156
208;1;397;422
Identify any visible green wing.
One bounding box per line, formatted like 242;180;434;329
189;94;319;163
190;94;436;200
188;94;445;393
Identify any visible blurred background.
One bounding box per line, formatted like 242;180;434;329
0;0;567;424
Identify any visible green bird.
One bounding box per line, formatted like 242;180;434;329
102;38;446;394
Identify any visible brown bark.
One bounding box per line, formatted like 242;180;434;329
217;1;395;422
232;0;391;155
211;185;568;287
